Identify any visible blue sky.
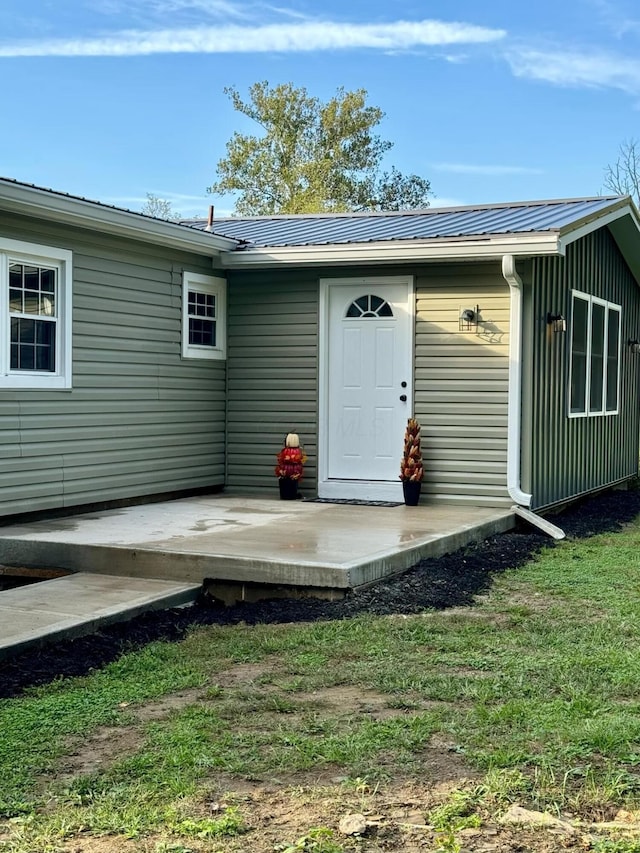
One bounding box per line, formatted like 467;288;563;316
1;0;640;216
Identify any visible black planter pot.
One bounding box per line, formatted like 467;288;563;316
402;480;422;506
278;478;299;500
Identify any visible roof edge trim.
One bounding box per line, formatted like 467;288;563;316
558;199;640;250
221;234;561;267
0;179;237;254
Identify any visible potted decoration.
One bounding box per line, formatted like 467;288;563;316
400;418;423;506
275;432;307;500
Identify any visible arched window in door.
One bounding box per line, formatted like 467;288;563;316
345;294;394;318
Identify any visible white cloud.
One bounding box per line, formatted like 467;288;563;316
433;163;544;176
586;0;640;38
90;0;250;19
0;19;506;58
505;46;640;94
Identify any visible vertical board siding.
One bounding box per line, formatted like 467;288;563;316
225;271;318;495
415;265;511;506
0;213;226;517
528;228;640;508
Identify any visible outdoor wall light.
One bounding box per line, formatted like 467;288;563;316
459;305;480;331
629;339;640;354
547;313;567;333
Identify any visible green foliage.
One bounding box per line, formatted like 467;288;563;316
169;808;244;838
0;640;206;816
276;826;344;853
209;81;431;214
592;841;640;853
429;787;483;831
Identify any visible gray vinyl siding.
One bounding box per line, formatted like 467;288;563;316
523;228;640;509
414;264;511;506
225;269;318;495
226;264;511;505
0;212;226;517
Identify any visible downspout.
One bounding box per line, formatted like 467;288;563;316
502;254;533;508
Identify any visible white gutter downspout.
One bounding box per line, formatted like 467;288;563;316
502;254;533;508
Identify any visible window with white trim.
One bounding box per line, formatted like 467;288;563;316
182;272;226;360
0;238;72;389
569;290;621;417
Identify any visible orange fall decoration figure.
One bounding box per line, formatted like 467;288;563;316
275;433;307;481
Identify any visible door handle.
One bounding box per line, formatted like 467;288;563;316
399;394;407;402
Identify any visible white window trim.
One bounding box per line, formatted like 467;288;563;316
0;237;72;390
568;289;621;419
181;272;226;360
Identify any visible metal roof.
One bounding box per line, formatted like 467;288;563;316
182;197;626;248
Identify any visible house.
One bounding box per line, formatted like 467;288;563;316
1;177;639;519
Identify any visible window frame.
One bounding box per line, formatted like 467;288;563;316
568;289;621;418
0;238;72;390
181;272;227;361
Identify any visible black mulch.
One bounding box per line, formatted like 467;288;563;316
1;488;639;701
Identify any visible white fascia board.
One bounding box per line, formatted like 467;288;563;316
221;233;561;267
557;202;640;251
0;180;236;255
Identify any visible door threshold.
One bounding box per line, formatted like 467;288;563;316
318;480;403;502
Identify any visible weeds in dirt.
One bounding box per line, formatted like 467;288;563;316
275;826;345;852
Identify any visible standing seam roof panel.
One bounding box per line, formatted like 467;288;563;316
181;198;624;248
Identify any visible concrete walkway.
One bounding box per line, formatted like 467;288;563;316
0;572;200;659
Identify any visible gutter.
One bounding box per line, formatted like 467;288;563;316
221;234;561;267
502;254;533;508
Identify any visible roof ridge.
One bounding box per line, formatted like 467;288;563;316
185;195;624;224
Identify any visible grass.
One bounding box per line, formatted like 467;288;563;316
2;518;640;850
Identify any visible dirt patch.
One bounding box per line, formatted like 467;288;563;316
54;777;611;852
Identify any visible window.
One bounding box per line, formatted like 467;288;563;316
182;272;226;360
0;238;72;389
569;291;620;417
346;294;394;318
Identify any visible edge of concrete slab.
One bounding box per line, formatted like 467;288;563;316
0;574;201;661
0;510;515;592
347;510;516;588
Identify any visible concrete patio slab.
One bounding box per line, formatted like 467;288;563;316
0;572;201;659
0;496;515;590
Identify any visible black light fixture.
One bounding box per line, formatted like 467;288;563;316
629;339;640;354
459;305;480;331
547;312;567;333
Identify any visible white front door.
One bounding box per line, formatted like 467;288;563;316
319;277;413;501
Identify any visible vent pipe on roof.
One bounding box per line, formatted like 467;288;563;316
502;254;533;509
204;205;214;232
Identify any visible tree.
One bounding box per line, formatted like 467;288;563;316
603;139;640;207
140;193;181;221
208;82;432;215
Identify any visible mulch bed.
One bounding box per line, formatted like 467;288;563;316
1;488;638;701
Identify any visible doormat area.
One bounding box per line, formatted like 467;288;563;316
305;498;403;507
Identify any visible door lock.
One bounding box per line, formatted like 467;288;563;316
399;394;407;402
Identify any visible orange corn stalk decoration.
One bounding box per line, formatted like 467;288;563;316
400;418;424;482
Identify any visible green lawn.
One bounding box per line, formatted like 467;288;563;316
2;518;640;851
